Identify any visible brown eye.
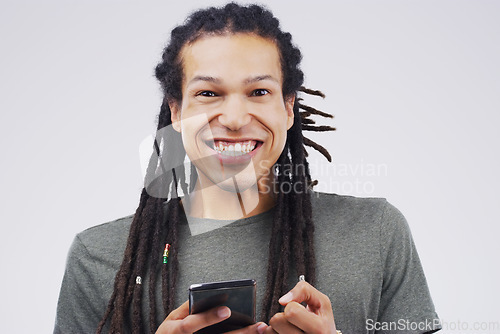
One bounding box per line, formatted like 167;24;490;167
252;89;269;97
198;91;217;97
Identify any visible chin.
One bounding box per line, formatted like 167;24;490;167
212;172;259;194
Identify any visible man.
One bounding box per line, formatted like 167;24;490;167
55;3;440;333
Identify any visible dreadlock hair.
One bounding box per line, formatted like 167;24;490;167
97;3;335;333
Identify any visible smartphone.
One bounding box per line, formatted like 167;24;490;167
189;279;256;334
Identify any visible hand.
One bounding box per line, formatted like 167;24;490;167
264;281;336;334
156;300;269;334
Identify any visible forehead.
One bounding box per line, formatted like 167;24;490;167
179;33;282;85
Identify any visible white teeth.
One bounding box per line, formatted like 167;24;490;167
212;140;257;156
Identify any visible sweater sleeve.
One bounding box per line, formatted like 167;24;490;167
54;235;106;334
376;201;441;334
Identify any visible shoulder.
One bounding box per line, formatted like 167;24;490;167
311;191;398;224
311;191;388;213
310;192;410;243
79;214;134;238
71;214;134;264
55;215;135;333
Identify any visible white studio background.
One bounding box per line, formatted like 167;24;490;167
0;0;498;333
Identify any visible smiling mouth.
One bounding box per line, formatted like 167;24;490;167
209;140;262;157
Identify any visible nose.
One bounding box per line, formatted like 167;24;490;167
217;96;252;131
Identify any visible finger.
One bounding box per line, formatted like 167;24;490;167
225;322;269;334
278;281;332;314
269;312;303;334
282;301;332;332
263;326;278;334
181;306;231;333
158;306;231;334
166;300;190;321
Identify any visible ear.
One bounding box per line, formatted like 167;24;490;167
169;100;182;133
285;95;295;130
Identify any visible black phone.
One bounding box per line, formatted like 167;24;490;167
189;279;256;334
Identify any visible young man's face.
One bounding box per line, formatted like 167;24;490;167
170;33;294;193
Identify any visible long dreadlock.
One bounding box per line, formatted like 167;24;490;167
97;3;335;333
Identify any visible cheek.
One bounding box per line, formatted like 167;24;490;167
263;124;288;167
272;118;290;144
274;123;290;158
179;123;199;158
179;113;211;143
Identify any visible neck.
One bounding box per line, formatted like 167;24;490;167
184;174;275;220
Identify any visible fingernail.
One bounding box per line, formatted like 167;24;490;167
217;306;231;318
279;291;293;304
257;322;268;334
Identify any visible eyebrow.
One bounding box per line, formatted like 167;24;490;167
187;74;279;86
243;75;279;85
188;76;222;86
